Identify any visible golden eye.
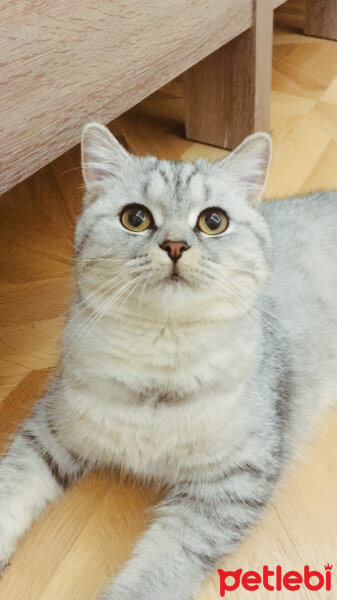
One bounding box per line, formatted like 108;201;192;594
197;208;229;235
120;204;153;232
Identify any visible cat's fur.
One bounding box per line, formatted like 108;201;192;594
0;123;336;599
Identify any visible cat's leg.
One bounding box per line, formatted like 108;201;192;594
100;460;278;600
0;396;88;575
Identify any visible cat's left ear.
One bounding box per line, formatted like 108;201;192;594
81;122;130;191
219;132;272;206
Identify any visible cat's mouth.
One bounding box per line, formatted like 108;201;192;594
167;265;185;283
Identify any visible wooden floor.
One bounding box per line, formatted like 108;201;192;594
1;1;337;598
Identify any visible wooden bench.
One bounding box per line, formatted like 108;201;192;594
0;0;335;195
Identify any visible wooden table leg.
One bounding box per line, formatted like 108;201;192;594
305;0;337;41
183;0;273;150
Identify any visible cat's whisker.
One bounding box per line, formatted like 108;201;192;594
203;257;262;284
201;264;259;311
69;284;133;358
74;279;141;356
203;260;278;327
73;261;148;310
71;272;134;315
72;273;145;357
112;278;143;324
137;280;150;312
75;257;125;264
208;273;279;334
76;252;148;263
63;275;136;356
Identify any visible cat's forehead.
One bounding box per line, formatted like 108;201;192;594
137;157;219;214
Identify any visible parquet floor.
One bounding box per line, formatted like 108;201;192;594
0;1;336;598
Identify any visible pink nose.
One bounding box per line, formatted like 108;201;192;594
160;240;190;262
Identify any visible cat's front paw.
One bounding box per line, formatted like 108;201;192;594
0;518;19;578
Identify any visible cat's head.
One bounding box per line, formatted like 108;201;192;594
75;123;271;319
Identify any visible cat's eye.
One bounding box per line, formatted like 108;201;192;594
197;208;229;235
120;204;153;232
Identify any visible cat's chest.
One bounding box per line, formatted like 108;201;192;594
61;384;241;481
77;318;227;395
63;312;256;478
79;312;252;399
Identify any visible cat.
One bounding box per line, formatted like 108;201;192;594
0;122;336;600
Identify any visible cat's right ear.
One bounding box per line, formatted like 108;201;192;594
81;122;130;192
218;132;272;206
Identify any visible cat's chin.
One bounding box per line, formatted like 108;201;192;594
165;272;188;285
159;273;198;290
161;264;203;288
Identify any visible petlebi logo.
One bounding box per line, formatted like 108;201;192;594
218;564;333;596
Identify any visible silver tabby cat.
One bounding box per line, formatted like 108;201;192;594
1;123;336;599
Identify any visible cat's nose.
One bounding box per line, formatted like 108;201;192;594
160;240;190;262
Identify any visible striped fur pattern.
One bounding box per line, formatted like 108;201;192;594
1;123;337;599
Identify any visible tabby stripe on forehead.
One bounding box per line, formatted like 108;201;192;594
21;430;76;490
142;180;150;199
143;165;170;196
184;164;199;189
174;163;184;193
203;180;211;204
158;168;170;187
144;158;159;173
